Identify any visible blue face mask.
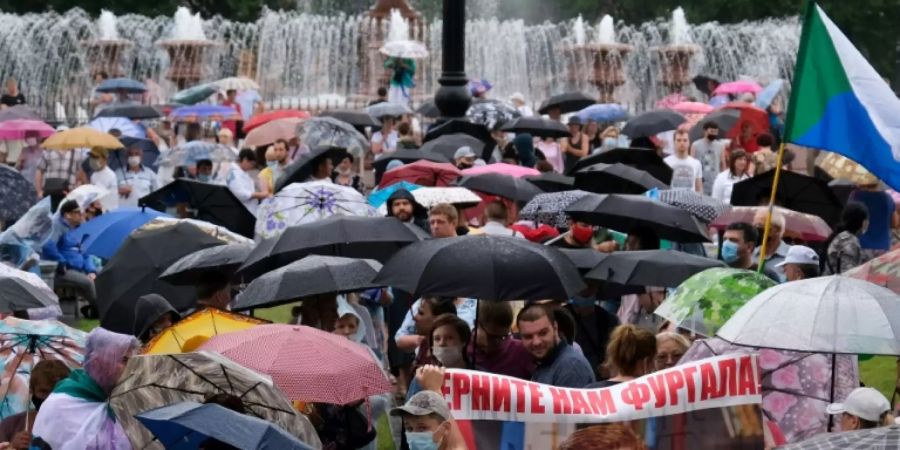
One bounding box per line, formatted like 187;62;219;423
602;137;617;148
197;174;211;182
406;431;438;450
721;240;740;264
267;161;278;170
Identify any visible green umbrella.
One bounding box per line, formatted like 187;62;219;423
654;267;776;336
171;84;217;105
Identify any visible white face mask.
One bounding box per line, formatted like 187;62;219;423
432;345;465;368
127;156;141;167
25;137;37;146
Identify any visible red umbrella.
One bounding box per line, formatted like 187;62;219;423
199;324;391;404
379;160;462;188
244;110;311;133
722;102;770;152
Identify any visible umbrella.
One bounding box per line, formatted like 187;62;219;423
214;76;259;91
669;101;714;115
366;102;413;118
110;351;320;450
0;317;85;420
297;117;369;156
817;152;878;185
144;308;267;355
654;267;777;336
88;116;146;139
565;193;710;242
720;102;770;143
713;80;763;96
537;92;595;115
199;324;392;404
416;100;440;118
519;190;590;228
730;170;844;225
378;159;461;188
0;106;40;122
575;103;630;123
240;216;419;279
319;110;381;129
423;119;493;161
244;117;303;148
0;166;37;223
93;104;161;120
755;79;785;110
718;276;900;354
0;264;58;312
95;222;227;333
42;127;123;150
419;133;486;161
711;206;832;242
779;424;900;449
374;235;585;300
140;179;256;238
159;243;254;286
524;172;575;193
456;173;544;203
256;180;375;238
568;148;674;184
586;249;726;288
501;116;569;139
233;256;383;310
380;39;429;59
137;401;313;450
466;100;521;130
67;207;171;259
170;105;241;122
159;141;236;167
845;248;900;295
621;110;686;138
368;181;422;208
409;187;481;209
657;189;732;223
63;184;108;210
558;248;608;274
95;77;146;93
244;110;311;133
573;162;668;194
139;217;252;245
0;120;54;140
171;84;217;105
461;163;541;179
688;108;741;142
372;149;451;176
111;136;160;172
655;93;690;110
692;75;720;96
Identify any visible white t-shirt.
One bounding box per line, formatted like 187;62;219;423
371;130;399;154
116;166;160;208
711;170;750;204
90;166;119;210
664;154;703;192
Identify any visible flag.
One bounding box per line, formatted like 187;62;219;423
785;2;900;189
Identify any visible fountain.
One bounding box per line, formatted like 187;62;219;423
158;7;218;90
358;0;425;99
83;10;132;78
564;14;632;102
652;7;701;93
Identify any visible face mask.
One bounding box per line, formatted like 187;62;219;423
570;224;594;244
197;174;211;182
706;133;718;141
432;345;464;367
266;161;278;170
25;137;37;146
602;137;617;148
405;431;438;450
457;163;473;170
89;158;103;171
721;240;740;264
127;156;141;167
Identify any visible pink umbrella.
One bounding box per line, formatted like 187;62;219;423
243;117;303;148
711;206;832;242
713;80;763;96
461;163;540;178
0;120;55;140
670;101;714;115
654;93;689;110
199;324;391;404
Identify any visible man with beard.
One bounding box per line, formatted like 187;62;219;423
385;188;428;233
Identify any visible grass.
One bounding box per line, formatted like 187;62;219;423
860;356;897;400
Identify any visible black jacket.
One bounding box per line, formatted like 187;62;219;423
133;294;180;342
385;189;429;233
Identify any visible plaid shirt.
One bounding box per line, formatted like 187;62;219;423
38;150;85;185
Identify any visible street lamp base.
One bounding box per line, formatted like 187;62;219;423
434;74;471;119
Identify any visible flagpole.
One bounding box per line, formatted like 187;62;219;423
756;142;787;273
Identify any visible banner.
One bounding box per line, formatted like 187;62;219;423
443;353;760;423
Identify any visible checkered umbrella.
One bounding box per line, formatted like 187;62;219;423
520;190;590;228
657;189;731;223
466;99;521;130
777;424;900;449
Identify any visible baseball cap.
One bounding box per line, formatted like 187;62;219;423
567;116;582;126
454;146;476;160
509;92;526;103
390;391;451;421
826;387;890;422
776;245;820;267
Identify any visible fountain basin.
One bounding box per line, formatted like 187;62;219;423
652;44;701;92
565;43;633;102
83;40;133;78
158;39;218;89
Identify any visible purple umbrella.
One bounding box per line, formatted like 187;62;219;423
170;105;240;122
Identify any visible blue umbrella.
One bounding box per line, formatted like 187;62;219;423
170;105;240;122
576;103;630;123
88;116;146;139
68;207;170;259
754;79;785;110
95;78;147;94
367;181;422;207
136;401;313;450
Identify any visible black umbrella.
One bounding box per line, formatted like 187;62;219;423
568;148;674;184
565;193;710;243
274;145;348;192
730;170;844;224
107;137;160;173
96;222;225;333
500;117;569;139
159;243;254;286
94;104;162;120
139;179;256;238
537;92;595;115
233;255;383;311
420;133;486;161
0;266;58;312
416;100;440;118
237;216;421;280
320;110;381;128
621;110;686;138
557;248;608;275
524;172;575;192
374;235;585;300
456;173;544;203
573;163;668;194
692;75;721;97
372;149;450;176
424;119;493;161
0;165;36;223
586;250;725;287
688;109;740;142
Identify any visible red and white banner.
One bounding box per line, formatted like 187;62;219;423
442;353;760;423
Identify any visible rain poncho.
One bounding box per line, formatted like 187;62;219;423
0;197;53;273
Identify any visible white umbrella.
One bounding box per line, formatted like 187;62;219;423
379;40;429;59
366;102;413;118
411;187;481;209
255;180;376;239
716;276;900;355
214;77;260;91
64;185;109;210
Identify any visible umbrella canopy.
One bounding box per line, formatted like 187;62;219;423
171;84;216;105
380;39;429;58
456;173;544;203
139;217;252;245
419;133;485;161
657;189;732;223
95;77;146;93
409;187;481;209
573;162;668;194
63;184;108;211
297;117;369;156
730;170;844;224
719;102;770;144
110;351;320;450
466;100;521;130
140;178;255;238
159;243;254;286
244;109;311;133
96;222;226;333
586;250;726;288
461;163;541;179
520;190;590;228
575;103;630;123
319;110;381;129
93;104;161;120
375;235;585;300
654;268;777;336
379;159;461;188
240;216;419;279
0;119;54;140
200;325;391;404
368;181;422;208
0;317;85;419
779;424;900;450
558;248;608;274
213;76;259;91
711;205;832;242
501;116;569;139
688;108;741;142
234;256;383;310
144;308;267;355
755;79;785;109
537;92;595;115
717;276;900;354
524;172;575;193
621;110;686;138
0;106;40;122
0;165;37;223
244;117;303;148
669;101;714;115
568;148;673;184
423;119;493;161
845;248;900;295
170;104;241;122
159;141;236;167
566;193;710;242
88;116;146;139
416;100;440;118
0;264;58;312
817;152;878;185
372;149;451;178
366;102;413;118
137;401;313;450
42;127;123;150
713;80;763;95
67;207;170;259
111;136;160;172
258;180;376;238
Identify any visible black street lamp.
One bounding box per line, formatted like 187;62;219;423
434;0;471;119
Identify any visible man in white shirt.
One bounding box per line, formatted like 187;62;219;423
663;130;703;193
116;145;160;208
227;149;269;216
87;148;119;210
480;201;524;238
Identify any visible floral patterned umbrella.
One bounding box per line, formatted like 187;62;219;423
519;190;590;228
845;248;900;294
657;189;731;223
0;166;36;224
0;317;86;419
255;180;376;239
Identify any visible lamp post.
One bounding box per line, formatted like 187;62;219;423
434;0;471;119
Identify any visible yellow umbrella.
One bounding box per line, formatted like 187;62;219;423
42;127;123;150
144;308;268;355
